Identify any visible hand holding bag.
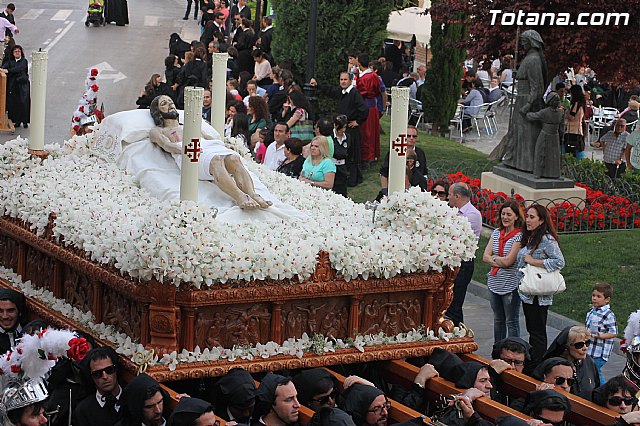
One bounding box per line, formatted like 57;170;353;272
519;263;566;295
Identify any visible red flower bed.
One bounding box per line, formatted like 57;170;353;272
431;172;640;232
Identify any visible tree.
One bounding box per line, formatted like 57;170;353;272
271;0;393;115
430;0;640;85
423;2;466;134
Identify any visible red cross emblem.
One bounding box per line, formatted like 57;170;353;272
392;134;408;156
184;138;201;163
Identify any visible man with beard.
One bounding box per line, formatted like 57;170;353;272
253;373;300;426
149;95;272;209
212;368;257;424
0;288;25;354
116;374;170;426
343;384;388;426
73;347;122;426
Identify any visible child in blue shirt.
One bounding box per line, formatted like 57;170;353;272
585;283;617;384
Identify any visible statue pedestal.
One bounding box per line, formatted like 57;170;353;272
481;166;586;207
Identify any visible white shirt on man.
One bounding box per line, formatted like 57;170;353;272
263;142;285;171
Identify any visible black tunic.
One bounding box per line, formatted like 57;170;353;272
6;57;30;127
72;393;120;426
104;0;129;26
337;88;369;186
277;155;304;179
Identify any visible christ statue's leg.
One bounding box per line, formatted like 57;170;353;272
208;156;260;209
224;155;273;208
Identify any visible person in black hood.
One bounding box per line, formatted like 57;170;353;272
168;397;216;426
252;373;300;426
0;288;26;354
116;373;170;426
543;325;600;400
343;384;387;426
212;368;257;423
523;390;571;426
309;407;355;426
491;337;532;375
292;369;339;412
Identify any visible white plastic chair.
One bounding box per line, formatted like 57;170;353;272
472;103;493;136
449;104;464;140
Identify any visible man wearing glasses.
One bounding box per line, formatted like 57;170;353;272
379;125;427;190
73;347;122;426
343;384;389;426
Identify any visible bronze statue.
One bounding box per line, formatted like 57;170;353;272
526;92;563;178
148;95;272;209
493;30;548;173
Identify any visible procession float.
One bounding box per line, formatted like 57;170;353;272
0;54;622;426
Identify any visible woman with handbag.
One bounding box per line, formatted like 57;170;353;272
517;204;565;371
482;200;525;345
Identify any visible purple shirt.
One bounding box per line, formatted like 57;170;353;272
458;201;482;238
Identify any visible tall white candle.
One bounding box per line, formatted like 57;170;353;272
388;87;410;195
181;86;204;202
28;50;48;152
211;52;229;138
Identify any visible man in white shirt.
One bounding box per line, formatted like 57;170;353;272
264;122;289;171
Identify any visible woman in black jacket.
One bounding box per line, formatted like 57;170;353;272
5;45;30;128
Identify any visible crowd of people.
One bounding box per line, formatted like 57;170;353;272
133;2;433;198
2;277;639;426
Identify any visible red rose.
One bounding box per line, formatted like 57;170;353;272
91;68;99;76
91;84;99;92
79;106;84;112
66;337;90;361
10;365;21;373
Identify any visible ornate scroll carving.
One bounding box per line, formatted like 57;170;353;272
24;246;54;288
62;265;93;314
358;292;423;336
102;285;142;340
0;234;19;270
195;303;271;348
280;299;349;339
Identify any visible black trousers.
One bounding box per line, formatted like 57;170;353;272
445;260;474;326
605;161;626;179
184;0;199;18
522;297;549;371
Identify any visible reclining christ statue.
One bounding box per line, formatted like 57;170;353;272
148;95;272;209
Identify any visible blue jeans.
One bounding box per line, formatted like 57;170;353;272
593;356;607;384
489;289;521;344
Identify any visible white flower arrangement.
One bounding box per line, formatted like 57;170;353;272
0;133;477;286
0;266;471;371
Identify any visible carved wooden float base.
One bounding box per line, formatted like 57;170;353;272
2;276;477;381
0;213;461;354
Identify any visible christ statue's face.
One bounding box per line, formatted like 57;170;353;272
157;96;179;120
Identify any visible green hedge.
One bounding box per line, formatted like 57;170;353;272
271;0;393;115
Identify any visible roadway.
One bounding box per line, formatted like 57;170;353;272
0;0;201;144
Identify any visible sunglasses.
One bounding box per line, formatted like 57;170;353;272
571;340;591;349
608;396;637;406
406;134;418;138
431;190;447;197
554;376;576;387
311;389;338;405
91;365;116;379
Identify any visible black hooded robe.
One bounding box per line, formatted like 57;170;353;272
105;0;129;26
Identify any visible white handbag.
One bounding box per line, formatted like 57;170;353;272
519;264;566;295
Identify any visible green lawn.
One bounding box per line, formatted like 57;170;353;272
348;117;638;333
472;231;640;333
348;117;489;203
